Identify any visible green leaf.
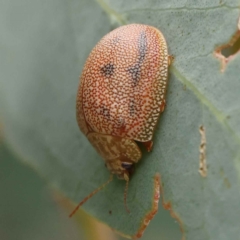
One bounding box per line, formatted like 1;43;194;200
1;0;240;239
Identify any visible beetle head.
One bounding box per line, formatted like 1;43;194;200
105;159;134;180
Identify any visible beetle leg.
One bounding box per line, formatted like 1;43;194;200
69;174;113;218
142;140;153;152
168;55;174;65
160;99;166;113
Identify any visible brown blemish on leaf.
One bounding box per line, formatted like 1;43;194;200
132;173;160;239
199;125;207;177
219;167;225;177
159;176;185;240
214;16;240;72
224;178;231;188
219;168;231;188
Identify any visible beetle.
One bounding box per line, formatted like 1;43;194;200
69;24;171;217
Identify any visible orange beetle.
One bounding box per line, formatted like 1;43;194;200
70;24;171;217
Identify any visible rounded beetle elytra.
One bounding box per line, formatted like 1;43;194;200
69;24;171;217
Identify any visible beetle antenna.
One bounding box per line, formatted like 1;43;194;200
124;179;130;213
69;174;113;218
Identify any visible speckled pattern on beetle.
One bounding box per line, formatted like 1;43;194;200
76;24;171;198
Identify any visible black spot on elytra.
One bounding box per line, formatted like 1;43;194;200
127;32;147;86
100;63;115;78
100;106;110;119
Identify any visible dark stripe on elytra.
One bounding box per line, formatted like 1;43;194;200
100;63;115;78
128;65;141;86
138;31;147;63
127;31;147;86
129;98;135;116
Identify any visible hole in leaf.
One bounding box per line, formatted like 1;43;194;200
214;16;240;72
221;33;240;58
